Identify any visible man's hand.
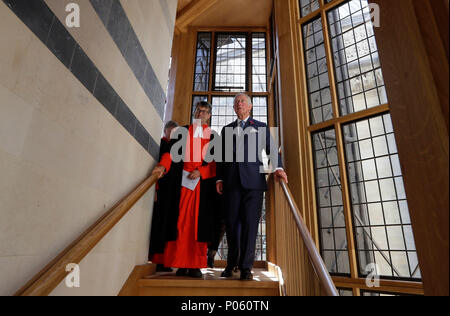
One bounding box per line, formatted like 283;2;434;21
275;169;288;184
216;182;224;195
152;165;166;179
188;170;201;180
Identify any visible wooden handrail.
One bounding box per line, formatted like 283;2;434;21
278;180;338;296
14;174;159;296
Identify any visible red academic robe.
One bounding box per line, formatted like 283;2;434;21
154;125;216;269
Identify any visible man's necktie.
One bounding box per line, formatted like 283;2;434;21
239;121;245;134
237;121;245;148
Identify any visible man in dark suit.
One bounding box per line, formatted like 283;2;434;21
216;93;288;280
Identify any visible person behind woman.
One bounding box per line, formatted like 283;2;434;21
148;121;179;272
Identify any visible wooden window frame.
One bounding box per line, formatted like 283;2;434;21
190;27;273;263
190;28;271;115
294;0;424;296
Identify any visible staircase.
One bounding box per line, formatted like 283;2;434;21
137;268;280;296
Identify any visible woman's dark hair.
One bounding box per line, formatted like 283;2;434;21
164;120;178;131
195;101;212;114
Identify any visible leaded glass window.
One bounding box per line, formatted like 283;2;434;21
191;31;270;262
298;0;421;295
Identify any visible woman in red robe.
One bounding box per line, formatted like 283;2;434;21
151;102;216;278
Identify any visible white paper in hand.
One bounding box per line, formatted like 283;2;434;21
182;170;200;191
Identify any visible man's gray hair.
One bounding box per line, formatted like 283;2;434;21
234;93;252;105
164;120;178;131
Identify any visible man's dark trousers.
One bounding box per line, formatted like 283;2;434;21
218;118;282;272
225;178;264;270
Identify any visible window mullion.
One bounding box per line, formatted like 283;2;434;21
334;121;359;280
307;103;390;133
212;32;219;92
247;32;252;93
208;32;216;99
320;9;339;120
320;4;359;281
314;4;354;279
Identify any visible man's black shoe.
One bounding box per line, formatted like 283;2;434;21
221;267;234;278
156;264;173;272
188;269;203;278
176;268;188;276
240;269;253;281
